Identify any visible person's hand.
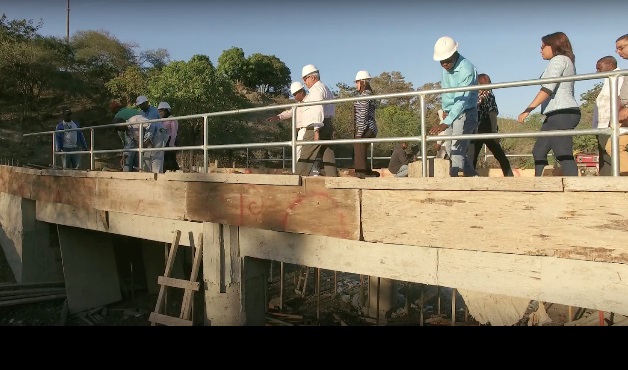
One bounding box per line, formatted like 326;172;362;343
518;111;529;123
429;123;448;135
314;130;320;141
266;115;279;122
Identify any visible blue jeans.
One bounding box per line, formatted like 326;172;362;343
60;148;81;170
395;164;409;177
448;107;478;177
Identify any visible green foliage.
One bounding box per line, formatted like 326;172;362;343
105;65;148;106
217;47;249;85
0;15;75;121
146;54;250;147
245;53;291;94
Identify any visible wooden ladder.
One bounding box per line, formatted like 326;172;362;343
149;230;203;326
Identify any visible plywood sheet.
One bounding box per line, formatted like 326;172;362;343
95;177;186;219
161;172;301;186
238;227;438;284
32;176;96;209
187;177;360;240
563;177;628;192
362;189;628;263
325;177;564;192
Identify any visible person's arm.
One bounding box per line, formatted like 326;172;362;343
76;123;88;150
517;90;551;123
518;57;563;123
54;123;63;151
169;120;178;146
304;86;325;132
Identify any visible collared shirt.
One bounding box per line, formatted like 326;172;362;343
441;54;478;126
594;68;625;128
127;115;167;153
303;80;335;129
539;55;579;115
278;106;310;129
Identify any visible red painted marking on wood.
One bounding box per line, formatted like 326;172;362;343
280;190;351;239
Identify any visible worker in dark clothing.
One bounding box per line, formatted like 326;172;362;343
388;142;409;177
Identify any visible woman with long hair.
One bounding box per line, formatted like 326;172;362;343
353;70;378;178
518;32;581;176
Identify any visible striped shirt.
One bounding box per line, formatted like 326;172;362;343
353;90;378;136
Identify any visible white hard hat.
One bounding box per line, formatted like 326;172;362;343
289;82;304;95
157;102;171;110
355;70;371;81
301;64;319;78
433;36;458;61
135;95;148;106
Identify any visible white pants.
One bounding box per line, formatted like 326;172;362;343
296;127;306;160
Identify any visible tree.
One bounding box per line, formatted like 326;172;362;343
0;15;74;123
105;65;148;107
138;48;170;70
245;53;291;94
217;47;249;85
147;54;250;149
70;30;137;102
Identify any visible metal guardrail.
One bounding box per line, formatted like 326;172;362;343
23;69;628;176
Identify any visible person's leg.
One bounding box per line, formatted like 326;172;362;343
472;140;483;171
449;109;478;177
296;129;320;176
353;140;367;178
597;134;612;176
71;152;81;170
320;120;337;177
546;112;580;176
395;164;409;177
532;118;553;176
484;139;514;176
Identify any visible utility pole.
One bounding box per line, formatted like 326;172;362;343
66;0;70;43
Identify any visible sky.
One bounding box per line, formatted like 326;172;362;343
3;0;627;119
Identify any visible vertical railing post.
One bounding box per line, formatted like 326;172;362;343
282;147;286;169
90;128;95;170
246;148;249;169
609;76;620;177
203;116;208;173
370;143;374;171
52;132;57;168
138;123;144;172
291;106;298;174
419;95;428;177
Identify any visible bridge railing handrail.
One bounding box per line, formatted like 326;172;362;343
22;69;628;176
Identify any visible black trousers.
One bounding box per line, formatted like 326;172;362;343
597;134;612;176
532;110;580;176
471;134;514;177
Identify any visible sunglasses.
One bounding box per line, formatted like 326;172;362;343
440;57;454;65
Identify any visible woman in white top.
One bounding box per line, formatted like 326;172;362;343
518;32;581;176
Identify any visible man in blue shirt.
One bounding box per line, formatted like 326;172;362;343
429;36;479;177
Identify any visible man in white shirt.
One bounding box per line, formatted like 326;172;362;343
594;56;624;175
266;81;308;160
295;64;338;177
